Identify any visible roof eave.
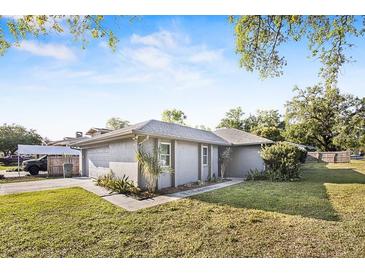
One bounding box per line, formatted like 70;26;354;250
132;129;229;146
75;132;135;147
231;141;274;146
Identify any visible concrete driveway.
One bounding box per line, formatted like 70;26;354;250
0;177;243;211
0;177;93;195
0;170;47;178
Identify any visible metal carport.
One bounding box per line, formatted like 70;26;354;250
17;144;80;176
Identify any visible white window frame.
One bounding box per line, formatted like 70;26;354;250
202;145;208;166
159;142;171;168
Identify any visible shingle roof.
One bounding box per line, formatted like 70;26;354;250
75;120;229;146
85;127;112;135
214;128;274;145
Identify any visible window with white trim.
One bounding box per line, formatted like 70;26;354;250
159;142;171;167
202;146;208;166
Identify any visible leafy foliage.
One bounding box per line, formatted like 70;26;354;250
195;125;211;131
0;124;43;155
0;15;121;56
243;110;285;141
260;142;303;181
284;85;365;151
106;117;130;130
217;107;245;129
246;169;268;181
219;147;232;178
230;15;363;86
96;173;140;195
161;109;187;124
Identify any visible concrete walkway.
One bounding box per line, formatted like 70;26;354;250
0;177;243;211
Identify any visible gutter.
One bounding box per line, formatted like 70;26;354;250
132;129;230;146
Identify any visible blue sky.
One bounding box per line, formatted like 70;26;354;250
0;15;364;140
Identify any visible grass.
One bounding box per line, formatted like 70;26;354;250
0;165;15;171
0;176;51;184
0;160;365;257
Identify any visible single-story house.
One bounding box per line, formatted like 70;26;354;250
75;120;273;190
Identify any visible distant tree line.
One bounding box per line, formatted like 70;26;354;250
216;86;365;152
0;124;43;156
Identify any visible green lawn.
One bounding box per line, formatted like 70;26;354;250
0;176;51;184
0;165;14;171
0;160;365;257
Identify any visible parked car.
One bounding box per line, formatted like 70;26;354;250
2;155;31;166
22;155;48;175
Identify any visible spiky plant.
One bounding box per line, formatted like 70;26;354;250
136;146;173;193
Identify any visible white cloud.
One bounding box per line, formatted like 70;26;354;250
17;40;76;61
189;49;223;63
115;30;228;89
130;31;178;49
23;29;227;91
125;46;171;70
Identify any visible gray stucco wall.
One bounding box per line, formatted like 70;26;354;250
212;145;219;178
82;135;222;189
175;140;199;186
82;138;138;181
225;145;265;178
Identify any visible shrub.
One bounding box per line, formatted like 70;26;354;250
96;173;141;195
260;142;303;181
246;169;268;181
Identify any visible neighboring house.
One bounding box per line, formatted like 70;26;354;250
49;131;89;147
85;127;112;137
75;120;273;190
49;128;112;147
49;137;89;147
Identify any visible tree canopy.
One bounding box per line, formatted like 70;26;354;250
230;15;364;86
243;110;284;141
161;109;187;124
217;107;245;129
0;15;119;56
106;117;130;130
195;125;212;131
0;124;43;155
284;85;365;151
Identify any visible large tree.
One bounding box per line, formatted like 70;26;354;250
284;85;365;151
161;109;187;124
243;110;284;141
106;117;130;130
217;107;245;129
230;16;364;86
0;124;43;155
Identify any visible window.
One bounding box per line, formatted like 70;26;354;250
202;146;208;166
159;142;171;167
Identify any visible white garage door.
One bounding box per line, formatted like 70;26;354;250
85;146;111;178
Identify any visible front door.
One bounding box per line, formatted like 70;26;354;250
201;145;209;181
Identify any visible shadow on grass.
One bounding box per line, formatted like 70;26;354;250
191;163;365;221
